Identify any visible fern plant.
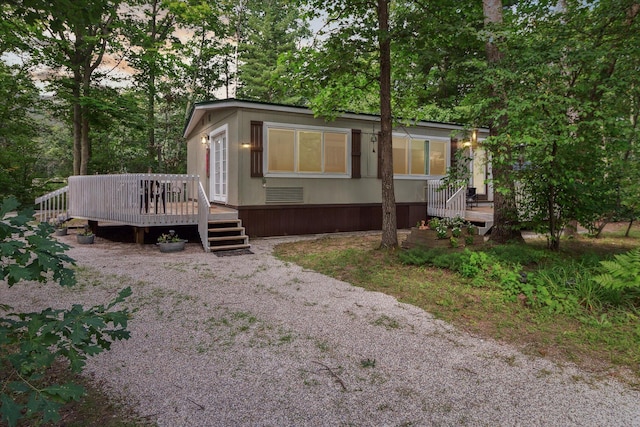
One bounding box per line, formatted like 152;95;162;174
593;249;640;291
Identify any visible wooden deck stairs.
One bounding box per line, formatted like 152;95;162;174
464;204;494;236
207;219;250;252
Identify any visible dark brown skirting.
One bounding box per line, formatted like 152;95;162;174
238;203;426;237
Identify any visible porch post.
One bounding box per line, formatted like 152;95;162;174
133;227;148;245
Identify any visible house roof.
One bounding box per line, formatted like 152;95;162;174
183;98;486;139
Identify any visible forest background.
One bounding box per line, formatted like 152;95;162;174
1;0;639;246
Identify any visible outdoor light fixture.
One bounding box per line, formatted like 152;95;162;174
201;135;209;145
463;128;477;148
241;142;251;148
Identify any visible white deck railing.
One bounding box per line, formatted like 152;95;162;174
197;181;210;252
426;179;467;219
35;185;69;223
66;174;200;226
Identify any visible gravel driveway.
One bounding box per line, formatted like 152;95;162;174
4;234;640;426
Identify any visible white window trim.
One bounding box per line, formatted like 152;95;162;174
392;132;450;180
263;122;352;178
209;124;228;203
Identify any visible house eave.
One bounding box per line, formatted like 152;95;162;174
183;98;487;140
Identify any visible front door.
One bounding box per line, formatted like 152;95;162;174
471;145;493;201
210;131;227;203
472;146;487;197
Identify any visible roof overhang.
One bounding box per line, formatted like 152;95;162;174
183;98;487;139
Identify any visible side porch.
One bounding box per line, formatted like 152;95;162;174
35;174;250;252
426;179;494;235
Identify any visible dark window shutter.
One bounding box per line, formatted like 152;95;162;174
250;121;263;177
351;129;361;179
377;131;382;179
450;137;458;171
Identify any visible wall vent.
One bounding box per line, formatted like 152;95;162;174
266;187;303;204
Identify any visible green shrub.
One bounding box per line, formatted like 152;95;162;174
489;262;524;298
0;197;131;427
428;218;440;229
459;250;491;279
398;247;470;272
431;251;468;270
398;247;439;265
486;243;548;266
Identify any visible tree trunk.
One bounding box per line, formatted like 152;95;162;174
377;0;397;248
80;64;92;175
72;76;82;176
483;0;523;244
625;219;634;237
148;0;159;170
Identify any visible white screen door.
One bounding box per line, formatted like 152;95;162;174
210;132;227;203
472;146;487;195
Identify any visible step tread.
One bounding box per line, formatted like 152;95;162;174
208;226;245;233
208;235;249;242
209;243;251;252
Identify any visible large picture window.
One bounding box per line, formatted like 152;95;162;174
298;131;322;172
266;125;349;176
392;137;408;174
392;134;448;177
267;129;295;172
429;141;447;175
411;139;427;175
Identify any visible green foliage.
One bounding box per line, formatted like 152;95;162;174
0;197;131;427
282;0;380;118
594;249;640;292
399;247;487;278
441;148;473;189
436;225;448;240
0;62;47;204
399;241;639;316
0;198;74;287
485;243;548;266
428;218;440;229
475;1;640;249
236;0;310;104
459;251;490;279
397;247;437;266
534;263;598;313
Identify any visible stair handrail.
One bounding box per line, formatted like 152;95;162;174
446;185;465;206
444;185;467;219
197;181;210;252
34;186;69;223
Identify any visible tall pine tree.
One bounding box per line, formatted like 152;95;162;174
236;0;309;104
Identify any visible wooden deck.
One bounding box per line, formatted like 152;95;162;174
35;174;244;252
464;205;493;222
